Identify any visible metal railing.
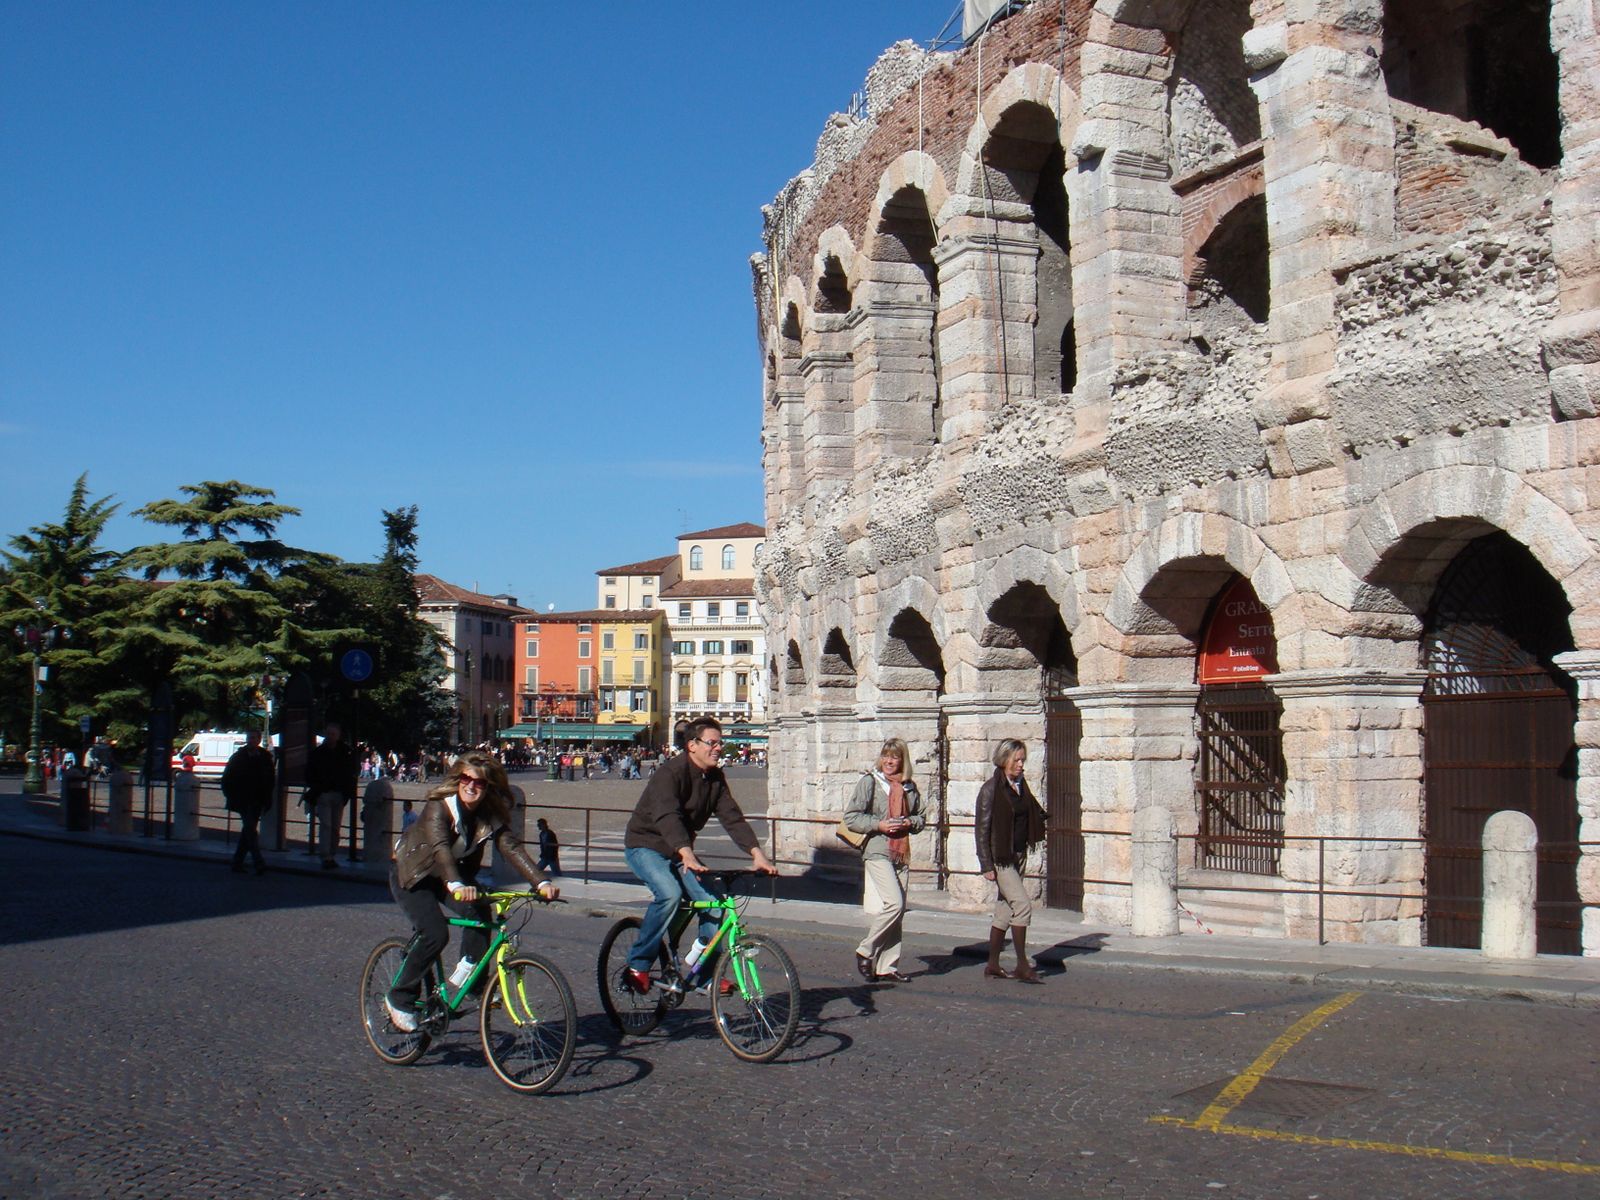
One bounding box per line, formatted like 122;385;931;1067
46;783;1599;947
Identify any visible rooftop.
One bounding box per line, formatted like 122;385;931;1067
659;578;757;599
593;554;678;577
678;522;764;541
413;574;527;616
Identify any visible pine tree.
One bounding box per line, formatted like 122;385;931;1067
117;480;335;729
0;474;131;748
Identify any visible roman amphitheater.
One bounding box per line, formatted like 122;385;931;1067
750;0;1600;954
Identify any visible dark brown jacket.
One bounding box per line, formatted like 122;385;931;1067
394;795;547;892
974;768;1046;874
623;752;759;858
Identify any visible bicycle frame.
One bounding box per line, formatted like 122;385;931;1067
667;891;758;998
413;892;531;1014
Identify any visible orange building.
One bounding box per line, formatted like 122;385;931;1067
508;612;599;739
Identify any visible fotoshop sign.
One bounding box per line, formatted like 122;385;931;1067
1198;577;1278;683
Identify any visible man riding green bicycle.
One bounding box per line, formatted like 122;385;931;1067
621;717;775;994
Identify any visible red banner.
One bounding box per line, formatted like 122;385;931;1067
1198;576;1278;683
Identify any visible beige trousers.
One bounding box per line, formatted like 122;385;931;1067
990;862;1033;929
857;857;910;973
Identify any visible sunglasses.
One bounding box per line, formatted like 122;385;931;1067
459;774;486;789
693;738;723;750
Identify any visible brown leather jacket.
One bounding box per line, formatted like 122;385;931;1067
974;768;1046;874
394;795;547;892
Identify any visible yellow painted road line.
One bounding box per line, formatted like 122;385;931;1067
1150;1116;1600;1176
1194;991;1363;1130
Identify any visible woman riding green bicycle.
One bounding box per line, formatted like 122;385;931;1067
386;750;557;1032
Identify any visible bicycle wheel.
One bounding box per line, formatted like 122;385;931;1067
710;932;801;1063
360;937;430;1065
480;953;577;1094
596;916;668;1036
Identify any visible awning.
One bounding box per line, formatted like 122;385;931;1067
498;722;650;742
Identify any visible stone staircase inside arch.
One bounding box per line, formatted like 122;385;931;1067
1176;869;1288;938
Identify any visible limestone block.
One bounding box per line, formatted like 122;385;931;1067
1284;418;1341;473
1242;22;1289;72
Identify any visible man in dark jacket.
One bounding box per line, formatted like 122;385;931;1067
620;717;775;993
221;731;275;875
307;721;360;870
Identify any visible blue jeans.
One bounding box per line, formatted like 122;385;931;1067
624;846;722;973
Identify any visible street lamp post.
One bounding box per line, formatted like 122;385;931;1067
13;601;67;795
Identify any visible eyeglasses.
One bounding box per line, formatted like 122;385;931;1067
459;774;486;790
693;738;723;750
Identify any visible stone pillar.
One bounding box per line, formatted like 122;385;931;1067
849;292;939;469
107;767;134;835
930;203;1039;448
1544;0;1600;418
172;770;200;841
1069;9;1187;414
800;314;854;486
1270;669;1428;946
1481;810;1538;960
1245;8;1396;473
1132;805;1179;937
1072;683;1200;928
771;382;806;511
1552;650;1600;955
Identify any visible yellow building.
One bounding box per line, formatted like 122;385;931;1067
595;609;668;748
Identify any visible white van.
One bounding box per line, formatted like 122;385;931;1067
171;731;253;779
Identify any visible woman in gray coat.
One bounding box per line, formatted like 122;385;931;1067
843;737;925;983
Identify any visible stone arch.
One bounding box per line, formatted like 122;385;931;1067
1183;173;1266;292
973;544;1082;652
1169;0;1260;176
869;150;951;244
810;226;861;313
953;63;1081;198
1345;465;1600;644
1106;511;1297;681
873;576;949;694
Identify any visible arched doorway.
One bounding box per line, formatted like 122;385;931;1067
1422;532;1579;954
1195;575;1285;875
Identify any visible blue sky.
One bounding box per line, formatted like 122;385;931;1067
2;1;955;610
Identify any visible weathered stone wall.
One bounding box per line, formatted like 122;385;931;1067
754;0;1600;955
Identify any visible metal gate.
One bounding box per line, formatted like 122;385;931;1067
1043;667;1083;909
1196;683;1285;874
1422;533;1579;954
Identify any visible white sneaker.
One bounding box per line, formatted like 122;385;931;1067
385;997;418;1032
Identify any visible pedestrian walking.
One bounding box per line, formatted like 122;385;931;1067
974;737;1047;984
842;737;924;983
536;817;561;875
221;731;275;875
307;721;359;870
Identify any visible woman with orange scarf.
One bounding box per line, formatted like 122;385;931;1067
842;738;925;983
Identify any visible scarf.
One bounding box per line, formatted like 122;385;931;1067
883;771;909;866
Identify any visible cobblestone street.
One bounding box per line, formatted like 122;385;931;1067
1;837;1595;1200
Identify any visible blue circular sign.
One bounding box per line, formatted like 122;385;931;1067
340;647;375;684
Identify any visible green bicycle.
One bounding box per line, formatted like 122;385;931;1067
361;890;577;1094
596;869;801;1063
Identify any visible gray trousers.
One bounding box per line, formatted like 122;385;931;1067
991;862;1033;929
315;791;347;861
856;857;910;973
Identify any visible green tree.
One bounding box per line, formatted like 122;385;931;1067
284;506;452;755
116;480;338;730
0;474;133;749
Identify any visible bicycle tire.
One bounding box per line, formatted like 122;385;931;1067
480;953;577;1094
711;932;801;1063
596;916;668;1036
360;937;430;1065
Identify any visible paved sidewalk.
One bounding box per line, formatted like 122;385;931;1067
4;788;1597;1008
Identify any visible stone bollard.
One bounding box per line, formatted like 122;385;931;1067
1481;810;1538;960
360;776;395;868
172;770;200;840
107;767;135;835
1132;806;1180;937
